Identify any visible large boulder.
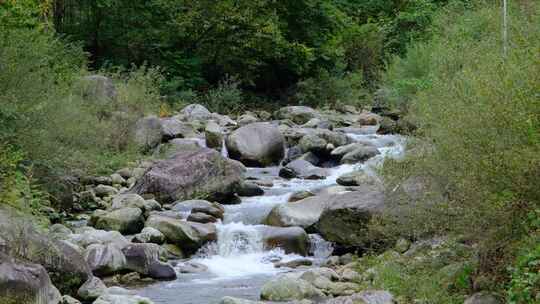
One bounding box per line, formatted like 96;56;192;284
279;159;329;180
265;194;330;229
122;243;176;280
0;253;62;304
0;208;91;294
299;134;327;154
463;293;502;304
258;226;310;256
160;117;198;140
155;138;204;158
336;171;380;187
145;215;216;253
275;106;319;125
260;274;324;301
93;208;144;235
180;104;212;120
226;122;285;167
134;116;163;150
84;243;127;276
132;227;165;245
111;193;146;210
132;147;245;203
315;185;385;248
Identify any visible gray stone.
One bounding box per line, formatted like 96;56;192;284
341;146;380;164
122;243;176;280
464;293;502;304
80;75;117;102
95;185;118;197
132;147;245;204
260;274;324;301
275;106;319;125
299;134;327;153
226;122;285;167
77;276;106;301
172;200;225;219
259;226;309;256
111;193;146;210
279;159;329;180
133;227;165;244
181;104;211;120
323;290;395;304
134;116;163;150
205;120;224;150
94;208;144;235
84;243;127;276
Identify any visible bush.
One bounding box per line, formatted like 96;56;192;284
376;0;540;291
200;75;244;114
295;70;367;109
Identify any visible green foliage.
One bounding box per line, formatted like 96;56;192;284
295;70;367;109
200;75;244;114
378;0;540;295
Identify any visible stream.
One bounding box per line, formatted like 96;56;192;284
137;132;405;304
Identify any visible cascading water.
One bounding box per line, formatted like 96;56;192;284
138;133;406;304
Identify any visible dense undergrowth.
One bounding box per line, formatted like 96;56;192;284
373;0;540;302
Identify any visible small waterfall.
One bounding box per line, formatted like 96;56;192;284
309;234;334;262
221;138;229;158
215;222;263;256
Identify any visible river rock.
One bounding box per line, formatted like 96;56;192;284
155;138;204;158
172;200;225;219
323;290;395;304
132;147;245;203
220;297;263;304
260;273;324;301
0;209;92;294
237;113;260;126
275;106;319;125
0;252;62;304
226;122;285;167
111;193;146;210
84;243;127;276
177;261;208;273
122;243;176;280
181;103;212;120
134;116;163;150
61;295;82;304
341;146;380;164
94;207;144;235
93;293;155;304
69;228;129;249
95;185;118;197
145;215;216;253
279;159;329;180
77;276;107;301
205;120;224;150
315;185;385;248
336;171;380;187
358;112;381;126
133;227;165;244
289;191;315;202
237;182;264;197
299;134;327;153
275;258;313;268
160;117;198;140
265;194;331;229
188;212;218;223
303;118;332;129
259;226;310;256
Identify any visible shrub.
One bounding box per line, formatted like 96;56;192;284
295;70;367;109
376;0;540;291
200;75;244;114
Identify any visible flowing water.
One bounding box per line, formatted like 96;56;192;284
137;133;405;304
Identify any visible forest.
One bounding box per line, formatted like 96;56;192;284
0;1;538;304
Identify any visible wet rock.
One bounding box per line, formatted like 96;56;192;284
265;193;332;229
93;293;155;304
226;122;285;167
133;227;165;244
336;171;380;187
68;228;129;249
259;226;310;256
275;106;319;125
93;207;144;235
377;117;398;135
177;261;208;273
122;243;176;280
315;185;385;248
84;243;127;276
161;244;184;259
237;113;260;126
188;212;218;223
341;146;380;164
289;191;315;202
172;200;225;219
279;159;329;180
275;258;313;268
237;182;265;197
299;134;327;154
77;276;106;301
145;215;216;253
260;273;324;301
0;252;62;304
132;147;245;204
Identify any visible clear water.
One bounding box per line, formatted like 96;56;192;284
136;133;405;303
